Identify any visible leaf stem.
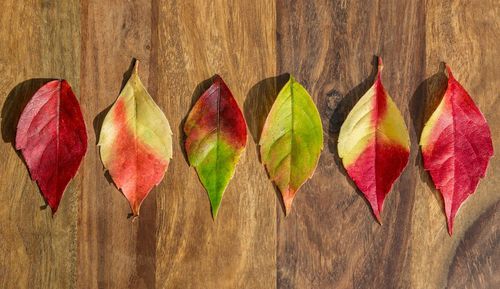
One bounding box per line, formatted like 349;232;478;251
133;59;139;75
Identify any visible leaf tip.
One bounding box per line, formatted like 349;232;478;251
50;205;58;216
211;206;219;220
377;56;384;72
133;58;140;75
368;199;384;224
373;209;382;224
284;204;292;216
209;197;222;220
47;198;60;215
130;201;141;218
447;216;454;236
444;63;454;80
282;190;295;216
212;74;224;85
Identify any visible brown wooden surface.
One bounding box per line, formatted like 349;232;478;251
0;1;498;288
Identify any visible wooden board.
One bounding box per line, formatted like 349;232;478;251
0;1;80;289
275;1;499;288
0;1;497;288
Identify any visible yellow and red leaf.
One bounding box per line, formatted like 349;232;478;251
99;61;173;217
338;57;410;222
420;65;493;235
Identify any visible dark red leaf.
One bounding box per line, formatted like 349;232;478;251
16;80;87;213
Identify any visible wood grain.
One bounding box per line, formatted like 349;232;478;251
414;1;500;288
0;1;80;289
0;0;498;288
155;1;276;288
276;0;426;288
78;1;156;288
275;0;499;288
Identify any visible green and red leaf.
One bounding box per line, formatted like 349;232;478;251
99;61;173;217
338;57;410;222
184;75;247;218
420;64;493;235
16;80;88;213
260;75;323;215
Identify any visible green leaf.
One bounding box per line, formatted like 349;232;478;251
260;76;323;215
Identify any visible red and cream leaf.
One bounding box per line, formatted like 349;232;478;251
99;61;173;217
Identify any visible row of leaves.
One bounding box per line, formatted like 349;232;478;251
15;58;493;235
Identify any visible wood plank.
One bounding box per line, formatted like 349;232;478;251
78;1;156;288
155;1;277;288
411;0;500;288
275;0;427;288
0;1;498;288
0;1;80;289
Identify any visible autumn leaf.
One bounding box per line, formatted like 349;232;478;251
184;75;247;218
99;60;172;217
16;80;87;213
338;57;410;222
260;75;323;215
420;64;493;235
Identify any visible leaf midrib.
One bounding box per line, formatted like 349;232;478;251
134;85;138;195
55;81;61;195
215;85;221;195
124;80;139;195
289;78;295;188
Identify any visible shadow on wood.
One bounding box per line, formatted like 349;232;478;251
409;62;448;211
2;78;55;146
243;74;289;144
326;56;379;221
1;78;55;210
244;74;291;216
